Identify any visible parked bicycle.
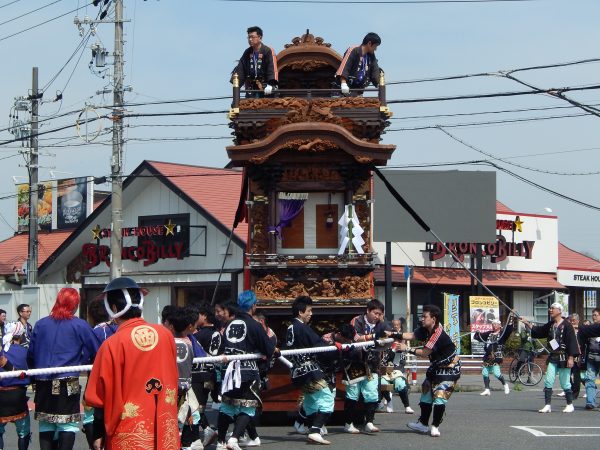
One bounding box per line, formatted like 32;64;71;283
509;345;548;386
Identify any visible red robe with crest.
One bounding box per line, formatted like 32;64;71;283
85;317;179;450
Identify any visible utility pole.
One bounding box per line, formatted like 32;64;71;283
110;0;124;280
26;67;39;285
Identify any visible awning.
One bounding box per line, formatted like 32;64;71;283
374;266;566;290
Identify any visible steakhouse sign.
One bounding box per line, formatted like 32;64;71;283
426;234;535;263
82;241;185;269
83;220;186;269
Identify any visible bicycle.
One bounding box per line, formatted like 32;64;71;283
509;346;548;384
517;359;543;386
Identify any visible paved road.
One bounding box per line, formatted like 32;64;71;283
4;375;599;449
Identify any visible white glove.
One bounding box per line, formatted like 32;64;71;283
341;82;350;95
264;84;273;95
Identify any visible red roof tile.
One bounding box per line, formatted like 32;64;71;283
146;161;248;242
374;266;565;289
0;231;72;275
496;200;514;214
558;242;600;271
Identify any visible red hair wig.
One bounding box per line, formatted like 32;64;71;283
50;288;80;320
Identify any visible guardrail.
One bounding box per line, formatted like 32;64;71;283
405;354;484;372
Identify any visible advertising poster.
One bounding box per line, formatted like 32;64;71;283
444;293;461;354
56;177;91;229
16;181;54;232
469;295;499;354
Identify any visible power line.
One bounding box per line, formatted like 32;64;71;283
122;96;231;107
387;56;600;85
123;110;229;118
437;127;600;176
391;102;600;121
218;0;537;3
388;111;591;130
0;0;65;27
0;1;93;43
486;161;600;211
124;136;231;142
125;123;229;128
42;30;92;91
387;83;600;104
0;0;22;10
501;73;600;119
0;115;107;146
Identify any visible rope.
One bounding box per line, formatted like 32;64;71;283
0;338;394;380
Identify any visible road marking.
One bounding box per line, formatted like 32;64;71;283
512;426;600;437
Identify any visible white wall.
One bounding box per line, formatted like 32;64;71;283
373;212;558;273
0;284;81;326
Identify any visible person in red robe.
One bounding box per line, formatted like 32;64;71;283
84;277;180;450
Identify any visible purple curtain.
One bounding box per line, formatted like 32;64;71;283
268;199;305;239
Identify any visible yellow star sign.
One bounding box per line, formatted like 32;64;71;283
164;219;176;237
513;216;523;232
91;225;102;240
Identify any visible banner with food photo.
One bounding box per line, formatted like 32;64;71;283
55;177;91;229
16;181;54;232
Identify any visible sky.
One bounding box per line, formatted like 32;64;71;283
0;0;599;261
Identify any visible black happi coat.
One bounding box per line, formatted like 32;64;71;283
474;320;513;365
336;46;381;89
286;318;329;387
350;314;392;371
531;319;579;367
220;312;275;382
414;323;461;383
193;325;221;383
233;44;278;89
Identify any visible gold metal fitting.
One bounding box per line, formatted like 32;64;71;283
379;105;393;118
232;73;239;88
227;107;240;119
253;195;269;203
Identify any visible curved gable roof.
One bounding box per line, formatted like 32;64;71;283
145;161;248;243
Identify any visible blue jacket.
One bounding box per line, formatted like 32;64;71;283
0;344;30;387
28;316;100;379
93;321;118;343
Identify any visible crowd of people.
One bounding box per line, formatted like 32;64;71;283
1;283;600;450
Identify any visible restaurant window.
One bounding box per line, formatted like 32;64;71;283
584;290;598;321
533;292;550;324
175;285;231;307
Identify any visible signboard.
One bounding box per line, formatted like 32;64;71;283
16;181;53;232
557;270;600;288
426;234;535;263
53;177;93;229
444;293;461;354
373;170;496;243
16;177;93;232
82;215;193;269
469;295;499;355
